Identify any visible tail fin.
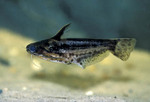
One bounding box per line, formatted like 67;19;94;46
111;38;136;61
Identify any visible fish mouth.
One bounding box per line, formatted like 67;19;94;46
26;50;39;56
26;47;31;54
26;47;30;53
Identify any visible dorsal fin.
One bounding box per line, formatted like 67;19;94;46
51;23;71;40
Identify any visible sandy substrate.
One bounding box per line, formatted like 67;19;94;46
0;29;150;102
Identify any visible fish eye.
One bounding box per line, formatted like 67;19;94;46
27;45;36;53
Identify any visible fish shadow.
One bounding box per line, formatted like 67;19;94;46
31;66;132;90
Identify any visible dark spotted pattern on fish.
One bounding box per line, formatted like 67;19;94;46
26;24;136;68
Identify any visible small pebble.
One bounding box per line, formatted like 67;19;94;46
0;89;3;94
85;91;93;96
22;86;27;91
3;88;8;91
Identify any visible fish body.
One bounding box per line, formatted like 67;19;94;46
26;24;136;68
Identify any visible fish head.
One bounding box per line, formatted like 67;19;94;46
26;39;53;56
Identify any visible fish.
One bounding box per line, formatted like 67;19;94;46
26;24;136;68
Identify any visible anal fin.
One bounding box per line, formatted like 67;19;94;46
73;48;109;68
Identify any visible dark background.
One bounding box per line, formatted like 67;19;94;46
0;0;150;50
